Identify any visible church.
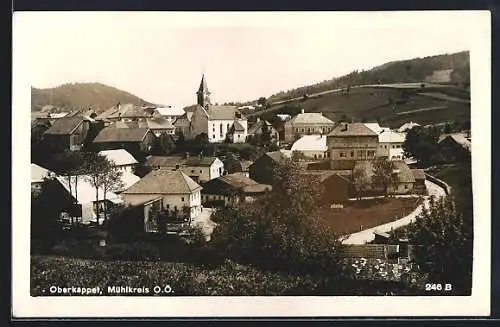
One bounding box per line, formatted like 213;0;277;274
185;74;248;143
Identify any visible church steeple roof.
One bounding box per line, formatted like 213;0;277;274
197;74;210;95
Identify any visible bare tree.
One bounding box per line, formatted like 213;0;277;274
372;158;397;197
352;164;372;200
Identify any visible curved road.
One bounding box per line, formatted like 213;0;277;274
341;180;447;245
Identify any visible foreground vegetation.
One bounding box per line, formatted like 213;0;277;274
31;255;428;296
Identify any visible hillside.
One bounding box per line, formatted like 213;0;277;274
264;51;470;104
31;82;155;112
247;51;470;128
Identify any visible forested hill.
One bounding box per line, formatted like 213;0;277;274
31;82;155;112
265;51;470;104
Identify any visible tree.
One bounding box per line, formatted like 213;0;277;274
403;127;442;167
210;157;345;277
406;195;472;294
101;166;125;221
51;150;88;224
257;97;267;108
372;158;397;197
85;154;123;225
352;164;371;200
260;123;272;148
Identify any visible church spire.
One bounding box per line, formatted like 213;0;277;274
197;74;211;107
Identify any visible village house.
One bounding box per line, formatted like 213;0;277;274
92;127;157;159
411;169;427;195
247;118;280;144
31;163;56;194
364;123;406;160
327;122;379;170
144;155;224;183
97;149;141;192
54;174;124;225
188;74;248;143
283;109;335;142
140;117;176;136
153;106;186;123
300;170;352;205
98;149;138;174
290;134;329;160
248;150;292;184
437;133;471;162
121;169;203;232
95;103;152;126
397;121;420;133
201;172;272;207
353;160;418;195
173;114;191;138
42;116;92;152
222;155;253;177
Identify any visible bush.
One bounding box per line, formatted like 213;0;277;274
103;242;160;262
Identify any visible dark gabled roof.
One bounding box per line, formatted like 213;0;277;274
328;123;378;137
248;120;275;135
207;105;245;120
411;169;426;180
145;156;219;168
44;117;85;135
265;150;292;163
201;172;271;195
92;127;151;143
123;169;201;195
233;121;245;132
140;117;175;130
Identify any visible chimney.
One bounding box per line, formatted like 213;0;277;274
301;109;305;114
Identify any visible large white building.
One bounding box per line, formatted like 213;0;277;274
188;74;248;143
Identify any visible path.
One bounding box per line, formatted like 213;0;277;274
341;180;446;245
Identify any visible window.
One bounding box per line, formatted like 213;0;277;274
191;170;194;173
213;128;215;132
350;151;354;157
166;204;169;209
314;154;317;159
340;152;346;158
368;150;375;157
200;170;202;174
404;184;408;190
181;197;184;202
213;134;215;139
357;150;363;157
396;144;401;148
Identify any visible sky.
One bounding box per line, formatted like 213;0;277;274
14;11;486;108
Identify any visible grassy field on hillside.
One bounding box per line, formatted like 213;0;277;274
254;86;470;128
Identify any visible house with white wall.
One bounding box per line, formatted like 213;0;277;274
364;123;406;160
121;169;203;228
144;155;224;183
290;134;329;160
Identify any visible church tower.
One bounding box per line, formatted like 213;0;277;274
196;74;211;108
